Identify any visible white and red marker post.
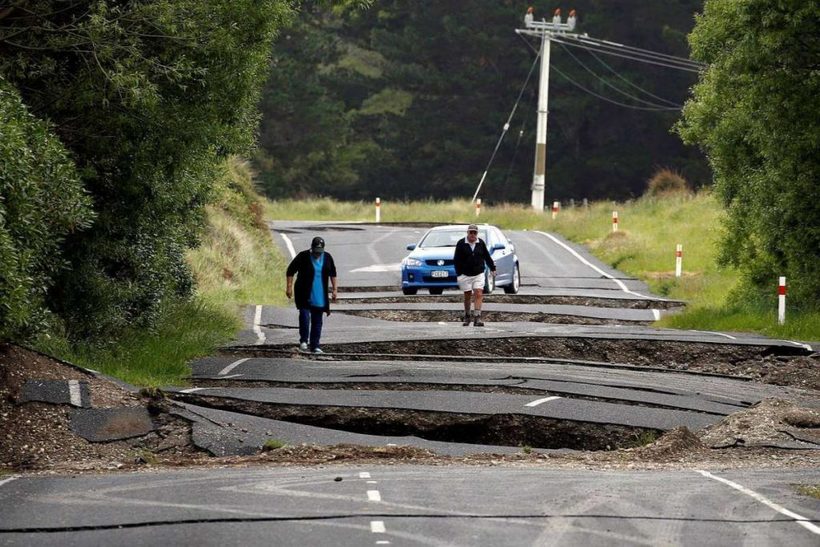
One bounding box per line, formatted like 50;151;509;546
778;276;787;325
475;198;482;217
552;201;560;220
375;197;381;223
675;244;683;278
612;211;619;232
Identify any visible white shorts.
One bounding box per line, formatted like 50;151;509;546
458;273;485;292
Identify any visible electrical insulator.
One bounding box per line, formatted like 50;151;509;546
552;8;562;26
567;9;577;31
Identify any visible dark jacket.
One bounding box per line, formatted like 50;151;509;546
453;238;496;277
286;250;337;312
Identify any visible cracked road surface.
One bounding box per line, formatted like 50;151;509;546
1;467;818;546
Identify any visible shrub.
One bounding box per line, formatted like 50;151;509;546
0;80;93;340
645;168;690;197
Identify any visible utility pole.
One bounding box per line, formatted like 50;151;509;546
518;9;576;212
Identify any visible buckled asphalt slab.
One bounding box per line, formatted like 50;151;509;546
20;379;91;408
69;407;155;443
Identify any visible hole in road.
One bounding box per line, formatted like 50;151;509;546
338;309;639;326
338;294;683;310
172;394;660;451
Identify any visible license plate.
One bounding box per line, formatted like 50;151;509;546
431;270;449;278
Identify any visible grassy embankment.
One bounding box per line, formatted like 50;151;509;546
37;159;288;386
266;194;819;341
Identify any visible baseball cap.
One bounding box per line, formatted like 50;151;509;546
311;236;325;252
467;224;479;232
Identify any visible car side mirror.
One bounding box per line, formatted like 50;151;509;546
492;243;506;251
406;244;417;251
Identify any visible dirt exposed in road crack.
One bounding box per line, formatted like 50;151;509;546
171;393;659;451
340;309;643;325
340;294;683;309
305;338;819;389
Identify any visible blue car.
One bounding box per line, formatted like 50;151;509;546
401;224;521;295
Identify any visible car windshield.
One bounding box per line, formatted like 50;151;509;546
419;229;488;248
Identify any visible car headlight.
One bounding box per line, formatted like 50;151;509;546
402;257;423;267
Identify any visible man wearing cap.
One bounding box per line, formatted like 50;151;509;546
453;224;496;326
286;236;338;353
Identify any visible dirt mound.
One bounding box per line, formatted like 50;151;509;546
0;344;198;471
631;427;706;461
698;398;820;449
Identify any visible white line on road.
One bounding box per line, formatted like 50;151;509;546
696;470;820;535
525;396;561;407
689;329;737;340
367;490;382;502
367;480;378;484
68;380;82;407
783;340;813;352
534;231;650;299
359;472;371;479
218;358;249;376
280;233;296;259
0;476;17;488
218;374;244;379
180;387;207;394
253;305;266;345
375;542;391;545
370;521;386;533
652;309;661;321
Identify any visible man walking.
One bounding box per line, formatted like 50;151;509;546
286;236;338;353
453;224;496;326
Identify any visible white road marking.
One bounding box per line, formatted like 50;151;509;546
690;329;737;340
350;263;402;273
651;309;661;321
783;340;813;352
68;380;82;407
359;472;371;479
696;470;820;535
370;521;386;533
218;358;250;376
525;396;561;407
280;233;296;259
0;476;17;488
367;480;378;485
367;490;382;502
180;387;207;394
218;374;244;379
534;231;649;299
376;542;391;545
253;305;266;345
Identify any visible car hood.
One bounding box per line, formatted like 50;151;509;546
407;247;457;261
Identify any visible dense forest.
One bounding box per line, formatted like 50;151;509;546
254;0;709;202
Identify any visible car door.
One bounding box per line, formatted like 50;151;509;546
491;227;513;285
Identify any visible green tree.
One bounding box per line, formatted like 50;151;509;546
1;1;293;338
0;79;93;340
677;0;820;304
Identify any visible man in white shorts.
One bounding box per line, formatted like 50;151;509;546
453;224;496;326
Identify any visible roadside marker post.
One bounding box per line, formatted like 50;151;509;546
778;277;787;325
675;244;683;278
475;198;482;217
612;211;619;232
552;201;560;220
375;197;381;223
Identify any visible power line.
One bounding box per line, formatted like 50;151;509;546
548;35;702;73
471;50;541;202
562;33;704;68
588;49;682;107
558;42;682;109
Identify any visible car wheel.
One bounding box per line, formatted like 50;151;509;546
484;270;495;294
428;288;444;295
402;287;418;295
503;264;521;294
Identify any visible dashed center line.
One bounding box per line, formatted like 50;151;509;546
359;472;371;479
180;387;207;394
696;470;820;536
218;358;249;376
367;490;382;502
525;396;561;408
370;520;386;533
67;380;82;407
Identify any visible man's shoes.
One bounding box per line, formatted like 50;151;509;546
462;314;472;326
473;315;485;327
299;342;308;351
312;347;324;354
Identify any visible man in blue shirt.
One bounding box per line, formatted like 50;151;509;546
286;237;338;353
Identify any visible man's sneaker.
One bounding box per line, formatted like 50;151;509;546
462;314;472;326
312;348;324;354
299;342;308;352
473;315;485;327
